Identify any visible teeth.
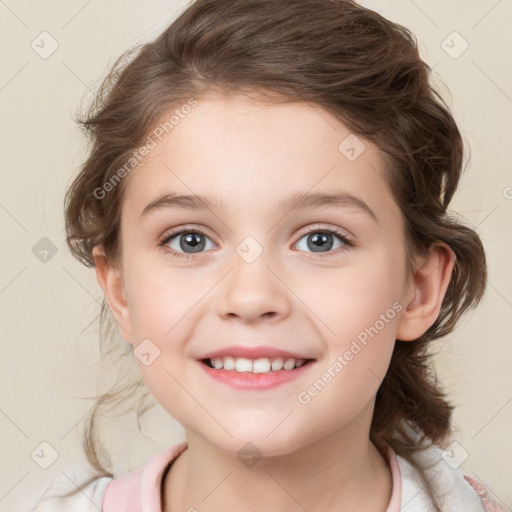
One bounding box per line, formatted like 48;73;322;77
235;358;253;373
223;356;235;371
253;358;272;373
209;356;307;373
272;357;284;371
283;358;296;370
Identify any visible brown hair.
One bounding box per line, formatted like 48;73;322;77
58;0;486;509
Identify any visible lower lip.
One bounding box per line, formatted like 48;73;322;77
198;360;315;390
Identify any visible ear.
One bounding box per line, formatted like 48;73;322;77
92;245;133;344
396;243;455;341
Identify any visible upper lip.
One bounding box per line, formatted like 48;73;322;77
198;345;314;361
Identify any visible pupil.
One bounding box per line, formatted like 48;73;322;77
181;233;205;253
308;233;333;252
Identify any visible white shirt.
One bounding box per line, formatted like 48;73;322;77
30;440;499;511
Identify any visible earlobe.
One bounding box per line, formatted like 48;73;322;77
396;243;455;342
92;245;133;344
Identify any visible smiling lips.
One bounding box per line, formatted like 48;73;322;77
198;344;314;373
197;344;315;388
205;356;308;373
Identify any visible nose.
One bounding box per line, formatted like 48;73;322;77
215;248;292;324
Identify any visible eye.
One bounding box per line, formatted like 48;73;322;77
158;225;353;260
294;226;353;256
159;228;216;259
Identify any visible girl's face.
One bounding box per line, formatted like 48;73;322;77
104;94;417;455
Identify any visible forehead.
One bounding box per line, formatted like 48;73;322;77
122;94;398;224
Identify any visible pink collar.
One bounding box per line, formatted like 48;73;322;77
102;441;188;512
103;440;401;512
380;441;402;512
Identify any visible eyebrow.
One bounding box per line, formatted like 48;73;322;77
140;190;378;223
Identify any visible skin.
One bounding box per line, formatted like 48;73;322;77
93;92;454;512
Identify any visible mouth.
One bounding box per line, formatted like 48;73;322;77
200;356;315;374
198;356;316;390
196;345;317;389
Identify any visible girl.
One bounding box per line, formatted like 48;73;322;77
33;0;505;510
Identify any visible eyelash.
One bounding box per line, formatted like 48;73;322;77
158;225;354;260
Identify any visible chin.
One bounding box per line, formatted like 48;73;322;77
208;427;309;460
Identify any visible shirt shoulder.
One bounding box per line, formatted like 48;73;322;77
395;441;504;512
30;441;188;512
30;471;112;512
102;440;188;512
464;475;506;512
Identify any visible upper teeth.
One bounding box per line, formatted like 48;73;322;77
210;357;307;373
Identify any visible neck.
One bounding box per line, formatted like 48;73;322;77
163;405;392;512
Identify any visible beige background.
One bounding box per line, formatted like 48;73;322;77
0;0;510;510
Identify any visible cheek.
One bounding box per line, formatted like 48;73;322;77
124;254;198;339
297;249;405;402
297;249;405;340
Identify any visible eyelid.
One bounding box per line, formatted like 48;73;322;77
294;222;351;240
292;223;354;255
158;224;218;246
159;223;351;243
158;222;354;259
